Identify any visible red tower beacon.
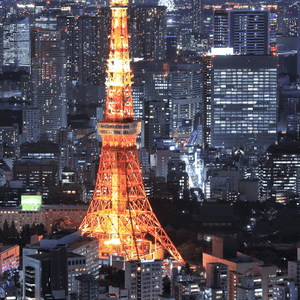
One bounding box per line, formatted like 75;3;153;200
79;0;184;264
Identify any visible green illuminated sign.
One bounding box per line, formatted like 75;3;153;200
21;195;42;211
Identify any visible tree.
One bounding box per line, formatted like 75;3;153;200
9;221;19;241
36;223;46;236
0;228;4;242
99;266;124;288
163;275;171;294
30;223;37;235
20;224;31;245
2;219;9;241
178;240;203;264
181;262;191;275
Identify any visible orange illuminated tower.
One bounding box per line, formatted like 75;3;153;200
79;0;184;264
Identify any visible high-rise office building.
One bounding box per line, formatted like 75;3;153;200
57;10;111;103
259;140;300;202
166;35;177;59
229;10;270;55
0;123;19;150
23;247;68;300
22;106;40;143
128;6;167;61
297;9;300;77
75;274;98;300
13;141;60;199
204;54;277;148
3;18;30;70
213;10;229;48
171;61;202;139
23;230;99;300
132;60;171;151
278;4;298;38
268;6;278;53
287;261;300;300
202;55;213;148
206;262;229;300
125;259;163;300
192;0;203;34
131;76;144;121
272;280;298;300
32;30;67;142
0;23;3;72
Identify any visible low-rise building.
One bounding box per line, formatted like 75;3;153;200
0;205;87;233
22;229;99;299
125;259;162;300
0;244;19;275
273;280;298;300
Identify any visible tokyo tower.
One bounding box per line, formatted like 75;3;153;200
79;0;184;264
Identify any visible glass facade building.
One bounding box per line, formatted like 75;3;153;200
213;10;229;48
32;31;67;142
229;10;270;55
171;62;202;138
210;55;278;148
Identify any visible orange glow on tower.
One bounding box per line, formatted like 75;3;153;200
79;0;184;264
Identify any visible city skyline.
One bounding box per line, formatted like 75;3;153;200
1;0;300;299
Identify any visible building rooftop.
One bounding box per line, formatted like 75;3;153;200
68;252;85;259
20;141;60;154
227;252;263;264
43;229;78;240
68;237;96;251
26;252;49;261
0;205;88;212
0;244;19;253
26;250;84;261
268;138;300;154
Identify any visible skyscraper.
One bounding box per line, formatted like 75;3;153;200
57;10;111;103
0;23;3;72
171;61;202;139
128;6;167;61
192;0;203;34
213;9;229;48
79;0;183;264
131;60;171;151
203;54;278;148
3;18;30;70
202;55;213;147
229;10;270;55
125;259;163;300
32;30;67;142
22;106;40;143
259;140;300;202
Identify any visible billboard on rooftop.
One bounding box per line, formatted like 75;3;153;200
21;195;42;211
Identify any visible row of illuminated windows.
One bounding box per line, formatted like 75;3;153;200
213;130;276;134
214;122;276;126
214;89;276;93
215;83;277;86
217;69;277;73
214;119;274;123
215;75;277;78
214;124;274;128
214;103;276;106
214;79;276;82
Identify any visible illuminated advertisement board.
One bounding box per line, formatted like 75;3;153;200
21;195;42;211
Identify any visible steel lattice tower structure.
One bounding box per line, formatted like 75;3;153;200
79;0;184;264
